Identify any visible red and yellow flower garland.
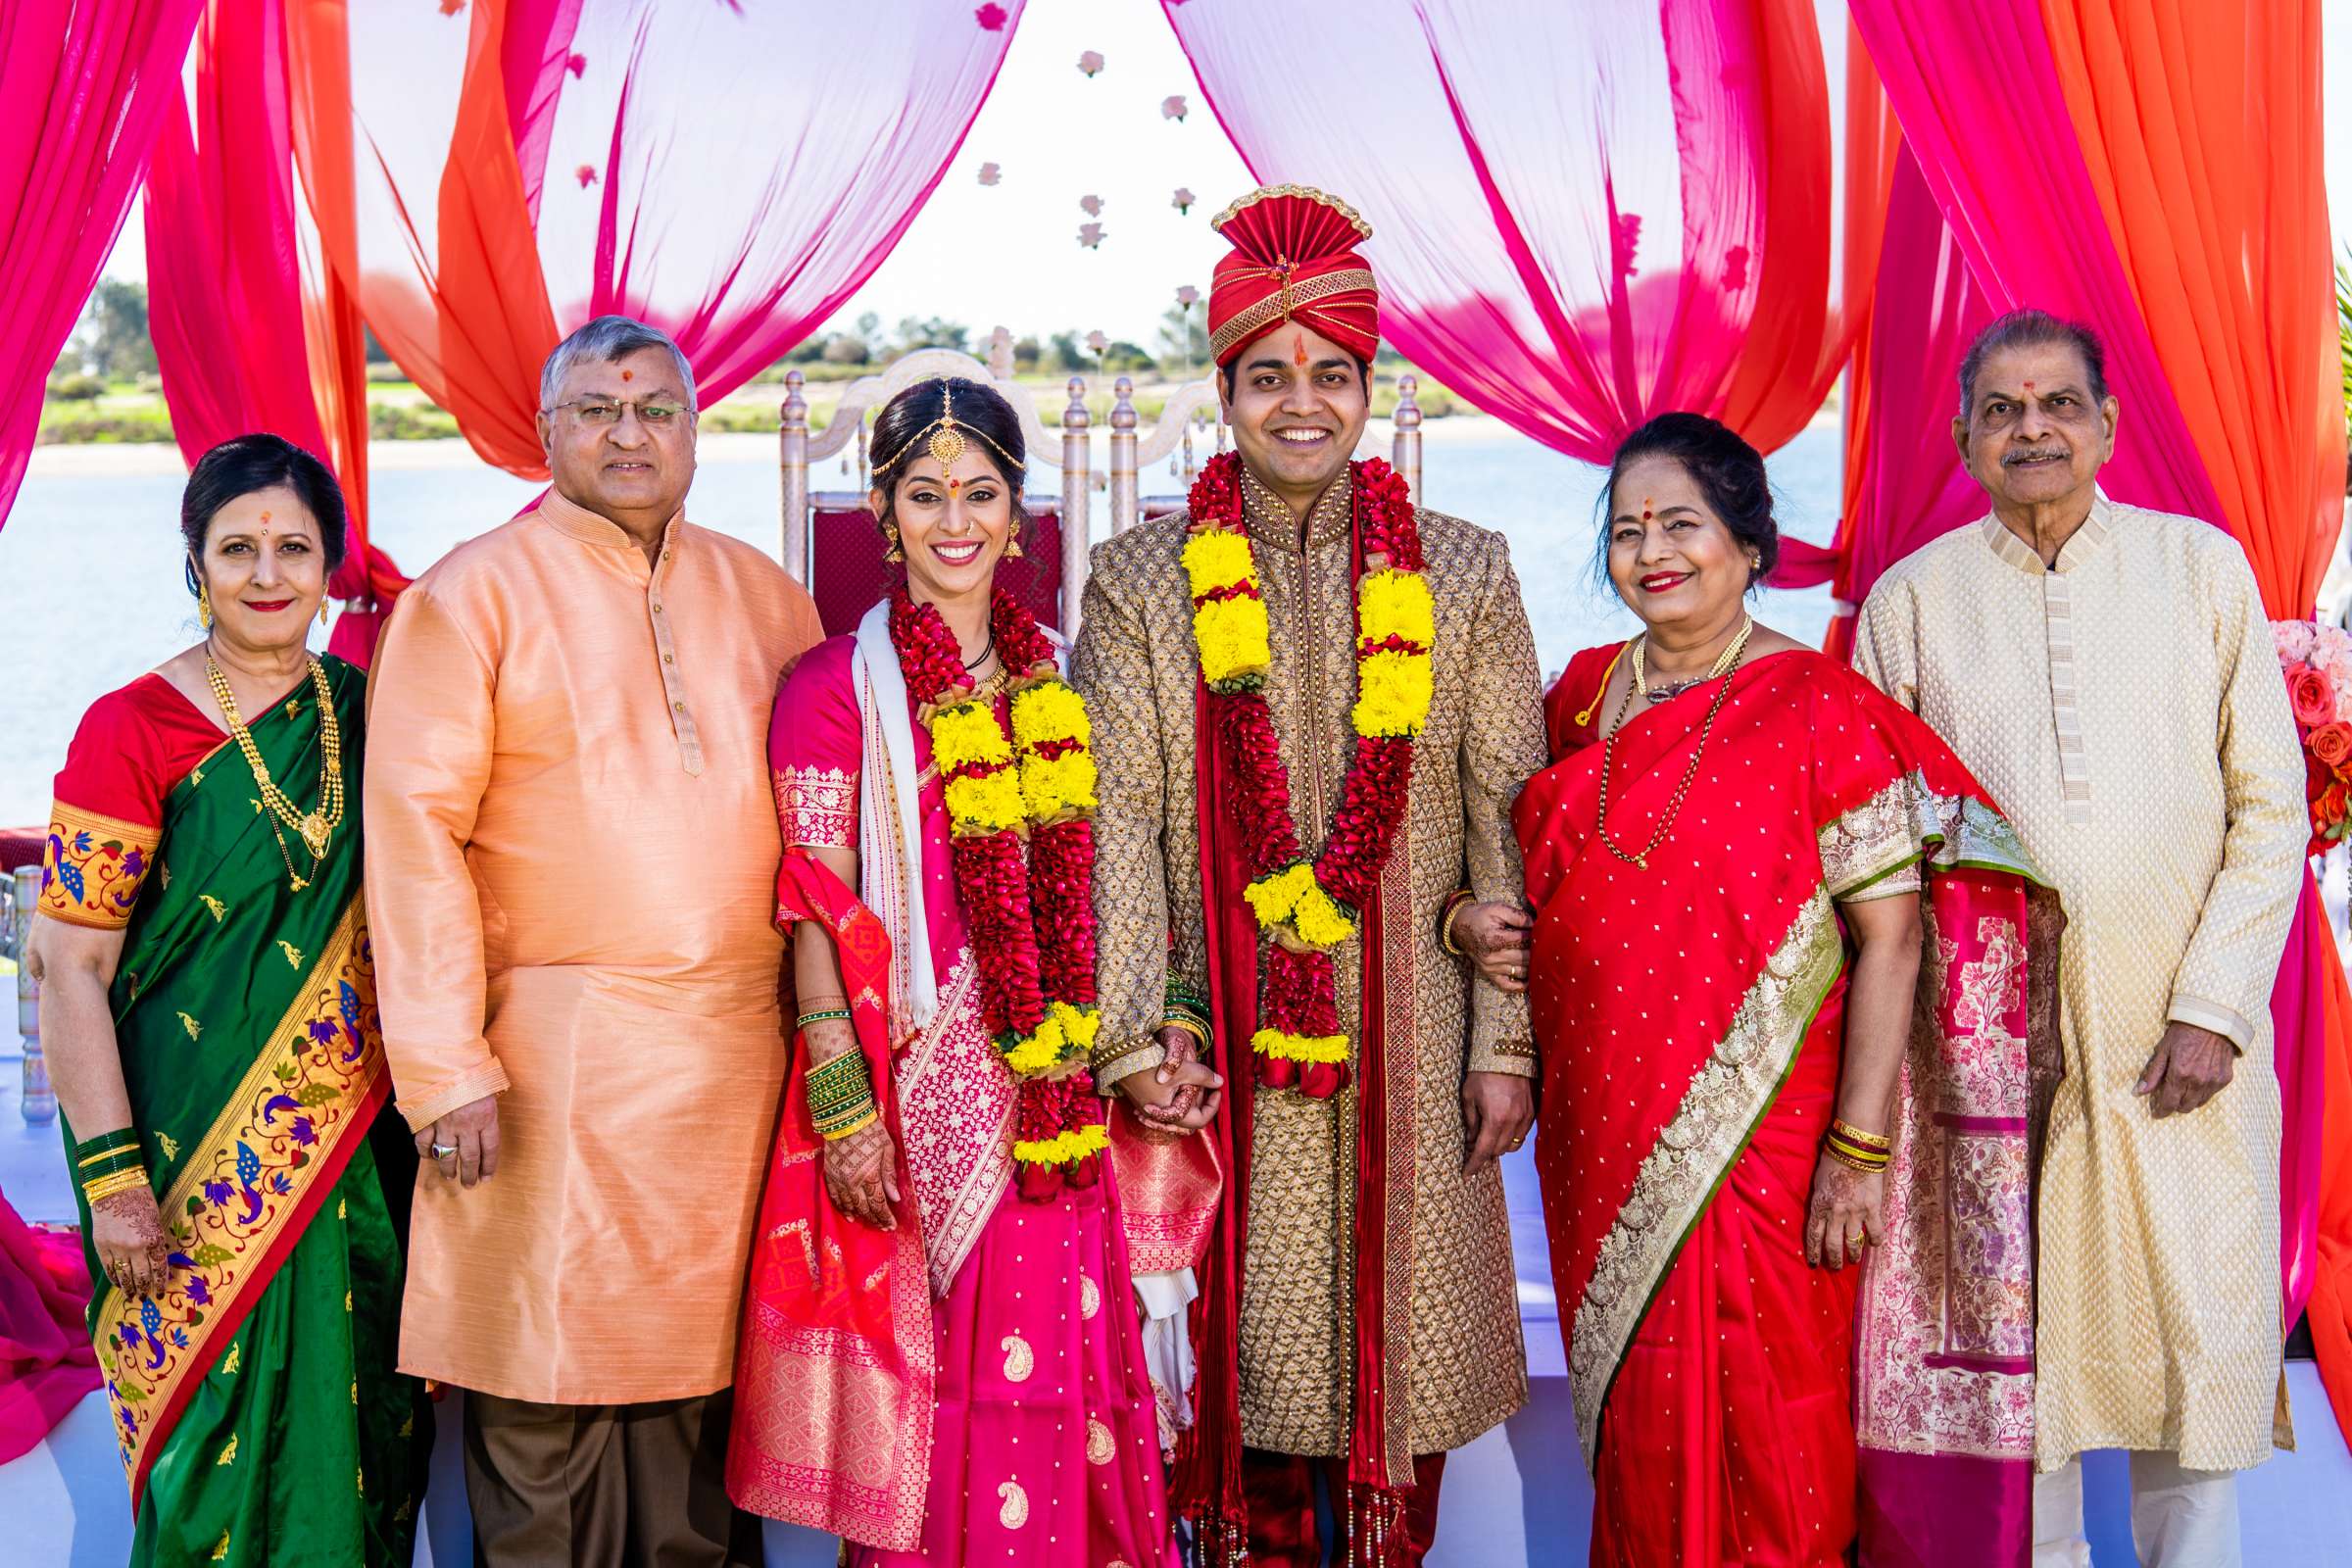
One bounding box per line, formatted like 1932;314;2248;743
1182;452;1433;1099
890;588;1107;1196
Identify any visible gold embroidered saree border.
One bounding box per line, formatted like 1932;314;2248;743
94;902;381;1497
1818;772;2042;902
38;803;161;929
1568;887;1844;1468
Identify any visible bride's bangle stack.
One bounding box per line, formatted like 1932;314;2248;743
807;1051;878;1142
1823;1117;1892;1174
75;1128;150;1204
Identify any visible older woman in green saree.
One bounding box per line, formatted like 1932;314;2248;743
23;434;428;1565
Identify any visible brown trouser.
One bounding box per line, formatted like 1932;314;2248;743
463;1389;761;1567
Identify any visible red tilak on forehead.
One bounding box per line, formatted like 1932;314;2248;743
2023;380;2035;391
1292;330;1309;368
1641;497;1653;521
620;368;633;382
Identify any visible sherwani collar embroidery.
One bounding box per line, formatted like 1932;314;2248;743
533;489;704;775
1980;487;2117;576
1240;463;1353;553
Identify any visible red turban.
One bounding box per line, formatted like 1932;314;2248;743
1206;184;1380;368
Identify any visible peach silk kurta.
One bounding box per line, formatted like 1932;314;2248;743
363;489;822;1403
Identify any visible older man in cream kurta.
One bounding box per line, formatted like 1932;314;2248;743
366;317;821;1565
1852;311;2302;1568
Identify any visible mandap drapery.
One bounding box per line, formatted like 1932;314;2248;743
1160;0;1859;464
0;0;204;534
279;0;1026;481
145;0;408;665
1848;0;2349;1428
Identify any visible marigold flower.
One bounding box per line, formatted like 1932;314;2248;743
1245;862;1317;929
930;701;1014;774
1352;650;1434;738
1020;752;1099;819
1250;1029;1349;1064
944;768;1026;834
1195;596;1271;686
1182;528;1257;597
1357;567;1435;648
1011;680;1092;747
1291;883;1356;949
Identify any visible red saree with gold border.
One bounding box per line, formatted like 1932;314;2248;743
1520;646;2047;1568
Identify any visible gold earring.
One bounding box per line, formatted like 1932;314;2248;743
1005;519;1024;560
318;598;329;626
883;523;905;564
197;584;213;629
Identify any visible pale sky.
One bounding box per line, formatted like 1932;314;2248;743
100;0;2352;354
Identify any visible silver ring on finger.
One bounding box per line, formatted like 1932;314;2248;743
429;1142;459;1159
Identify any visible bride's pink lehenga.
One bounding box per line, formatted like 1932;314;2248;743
726;632;1173;1566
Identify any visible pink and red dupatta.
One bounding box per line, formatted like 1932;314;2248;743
725;851;935;1550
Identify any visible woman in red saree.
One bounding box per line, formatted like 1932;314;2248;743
725;378;1180;1565
1521;415;2048;1568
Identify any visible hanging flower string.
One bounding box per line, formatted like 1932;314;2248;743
1182;452;1431;1099
891;588;1108;1195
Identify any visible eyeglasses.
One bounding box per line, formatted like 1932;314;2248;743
547;397;690;427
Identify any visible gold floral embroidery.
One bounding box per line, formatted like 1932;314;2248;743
155;1133;179;1161
200;895;225;922
774;764;858;849
1086;1416;1114;1464
1080;1273;1101;1320
37;805;159;929
216;1435;236;1466
997;1480;1028;1529
177;1013;203;1042
1001;1333;1034;1383
1568;888;1844;1467
277;941;305;969
1819;774;2042;903
220;1345;239;1376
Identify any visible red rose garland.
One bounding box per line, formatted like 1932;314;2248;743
891;587;1105;1198
1186;453;1427;1099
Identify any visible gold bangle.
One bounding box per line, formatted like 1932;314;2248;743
1830;1117;1892;1150
1824;1139;1888;1171
817;1103;878;1142
1439;892;1472;957
1159;1013;1208;1048
81;1167;152;1204
1822;1144;1883;1175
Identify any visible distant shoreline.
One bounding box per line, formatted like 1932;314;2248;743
20;405;1841;482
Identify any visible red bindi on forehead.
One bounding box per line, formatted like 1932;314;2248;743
619;368;633;382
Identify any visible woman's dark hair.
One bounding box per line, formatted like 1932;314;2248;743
1592;411;1779;590
180;433;350;596
867;376;1028;537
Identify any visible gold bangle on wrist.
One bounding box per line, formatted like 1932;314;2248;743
1439;891;1473;957
82;1166;152;1204
1159;1013;1209;1049
1830;1116;1891;1151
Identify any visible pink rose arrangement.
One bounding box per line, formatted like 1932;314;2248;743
2274;618;2352;856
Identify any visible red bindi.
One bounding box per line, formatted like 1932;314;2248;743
1641;497;1653;521
619;368;633;382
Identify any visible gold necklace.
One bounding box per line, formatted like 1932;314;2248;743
205;655;343;891
1631;614;1752;699
1596;617;1754;870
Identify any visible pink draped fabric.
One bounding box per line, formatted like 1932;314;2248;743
1770;143;1992;662
286;0;1024;479
145;0;410;665
1160;0;1854;462
0;0;203;533
1844;0;2225;527
0;1193;98;1465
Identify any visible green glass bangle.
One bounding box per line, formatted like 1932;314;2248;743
73;1129;141;1165
74;1150;144;1179
797;1007;854;1029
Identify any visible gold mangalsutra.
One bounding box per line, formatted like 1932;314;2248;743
1595;618;1755;870
206;655;344;891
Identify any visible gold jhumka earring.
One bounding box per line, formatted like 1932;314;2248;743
883;523;906;564
197;583;213;629
1005;519;1024;559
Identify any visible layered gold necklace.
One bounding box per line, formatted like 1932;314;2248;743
205;654;344;892
1595;616;1753;870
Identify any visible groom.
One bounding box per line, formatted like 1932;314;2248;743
1071;184;1547;1566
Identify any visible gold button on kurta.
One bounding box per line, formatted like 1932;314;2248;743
364;491;823;1403
1853;495;2300;1471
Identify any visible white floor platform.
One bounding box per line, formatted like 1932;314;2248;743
4;1053;2348;1566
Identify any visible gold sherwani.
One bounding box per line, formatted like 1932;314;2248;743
365;490;823;1403
1853;494;2300;1471
1071;469;1544;1456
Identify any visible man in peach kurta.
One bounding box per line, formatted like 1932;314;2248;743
365;316;821;1565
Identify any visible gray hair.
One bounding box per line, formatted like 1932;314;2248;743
539;314;699;415
1956;308;2109;417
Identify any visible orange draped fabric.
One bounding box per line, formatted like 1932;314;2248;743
2033;0;2351;1436
283;0;559;477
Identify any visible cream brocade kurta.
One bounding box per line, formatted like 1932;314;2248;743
1071;470;1545;1457
364;490;823;1403
1852;494;2300;1472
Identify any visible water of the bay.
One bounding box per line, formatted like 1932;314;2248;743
0;419;1841;823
